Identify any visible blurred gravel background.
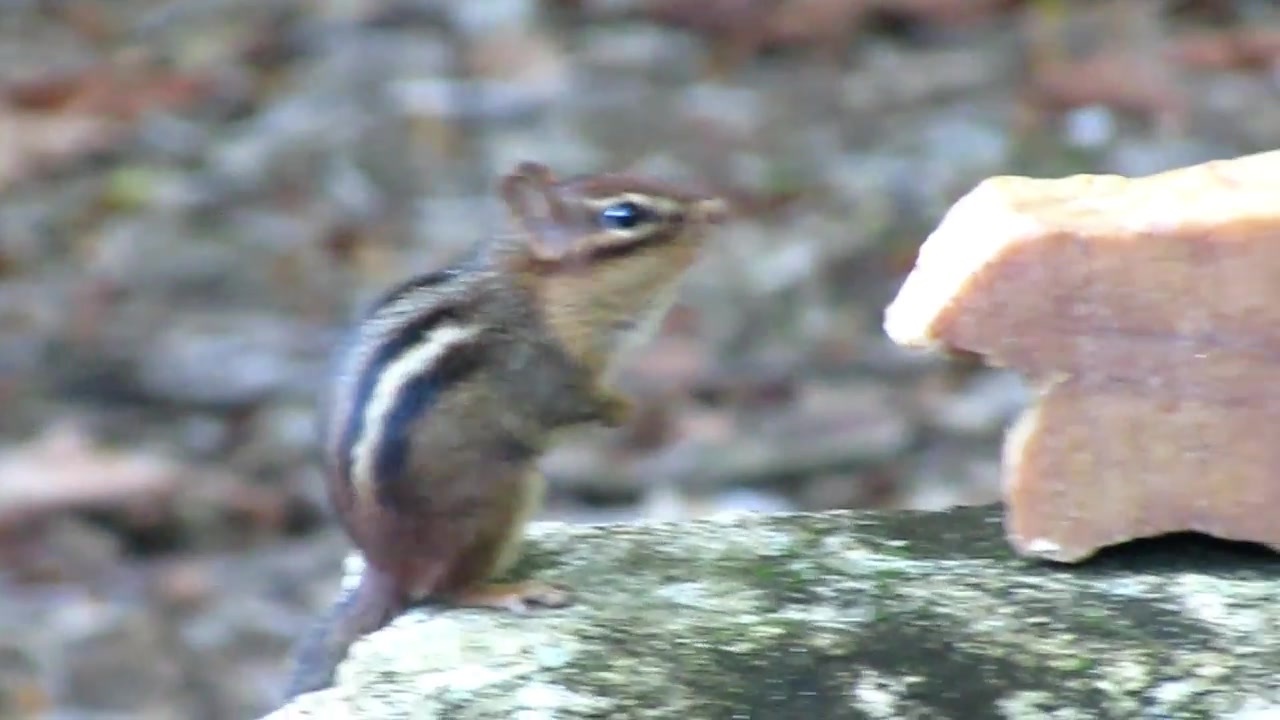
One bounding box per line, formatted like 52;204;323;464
0;0;1277;717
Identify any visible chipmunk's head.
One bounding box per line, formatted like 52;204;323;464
497;161;729;372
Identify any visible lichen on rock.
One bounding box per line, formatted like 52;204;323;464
266;506;1280;719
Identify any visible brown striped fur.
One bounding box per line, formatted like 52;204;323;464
283;161;728;702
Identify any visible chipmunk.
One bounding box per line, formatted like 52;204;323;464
281;161;729;700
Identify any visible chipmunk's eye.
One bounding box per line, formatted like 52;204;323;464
598;200;655;231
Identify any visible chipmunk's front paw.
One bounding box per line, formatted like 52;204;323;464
590;387;634;428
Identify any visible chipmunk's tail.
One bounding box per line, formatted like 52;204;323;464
278;562;406;705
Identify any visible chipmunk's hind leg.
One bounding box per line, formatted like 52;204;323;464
439;469;571;613
449;579;571;613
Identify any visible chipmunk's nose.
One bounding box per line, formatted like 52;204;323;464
694;198;730;225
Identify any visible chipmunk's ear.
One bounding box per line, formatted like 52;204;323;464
500;162;556;221
499;162;573;261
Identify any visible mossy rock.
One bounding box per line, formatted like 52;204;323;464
267;506;1280;720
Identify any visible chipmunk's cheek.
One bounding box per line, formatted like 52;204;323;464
528;223;581;260
693;198;730;225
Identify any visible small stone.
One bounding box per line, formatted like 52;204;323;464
704;488;795;518
923;369;1029;437
799;472;900;511
136;315;311;408
578;26;701;74
177;415;232;458
0;645;48;718
58;602;180;712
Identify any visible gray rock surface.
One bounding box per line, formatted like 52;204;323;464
265;506;1280;719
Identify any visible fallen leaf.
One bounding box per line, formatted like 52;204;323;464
0;110;123;192
0;422;179;529
0;50;216;191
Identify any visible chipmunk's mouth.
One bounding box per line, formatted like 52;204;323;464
694;198;731;225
